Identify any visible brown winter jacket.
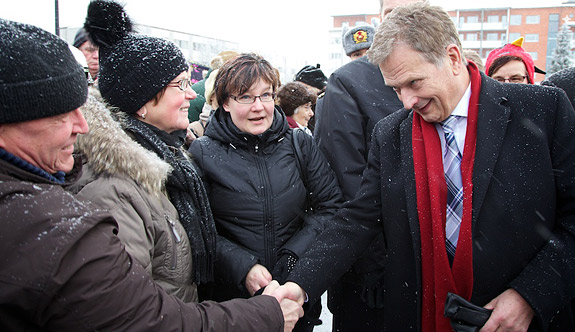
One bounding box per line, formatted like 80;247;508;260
73;89;197;302
0;157;285;331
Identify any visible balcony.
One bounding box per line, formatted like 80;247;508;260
457;22;507;31
461;40;506;49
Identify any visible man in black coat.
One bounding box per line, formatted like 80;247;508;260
313;0;417;330
275;3;575;331
541;67;575;108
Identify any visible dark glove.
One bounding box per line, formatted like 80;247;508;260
359;268;385;309
444;292;492;332
272;251;298;284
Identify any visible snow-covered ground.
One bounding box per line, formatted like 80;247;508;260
314;292;332;332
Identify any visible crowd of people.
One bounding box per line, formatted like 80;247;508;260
1;0;574;331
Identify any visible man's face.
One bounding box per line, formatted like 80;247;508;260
78;40;99;76
381;0;420;19
0;109;89;174
380;44;461;123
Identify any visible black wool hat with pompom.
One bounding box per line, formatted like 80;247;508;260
84;0;188;114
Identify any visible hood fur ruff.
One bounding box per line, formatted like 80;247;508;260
77;88;171;195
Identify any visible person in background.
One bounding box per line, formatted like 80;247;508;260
277;81;317;136
342;23;377;61
294;64;327;96
462;49;484;72
73;28;99;83
275;3;575;331
485;37;545;84
188;50;239;122
293;64;327;133
313;0;418;330
187;68;220;143
0;17;302;332
542;66;575;107
190;53;343;332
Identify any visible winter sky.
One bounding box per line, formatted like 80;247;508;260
0;0;567;58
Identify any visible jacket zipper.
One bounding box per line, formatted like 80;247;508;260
166;215;181;270
253;147;275;267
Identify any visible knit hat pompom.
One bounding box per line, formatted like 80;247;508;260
277;82;317;116
84;0;133;48
0;19;88;123
84;0;188;114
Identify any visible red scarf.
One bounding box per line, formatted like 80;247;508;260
412;62;481;331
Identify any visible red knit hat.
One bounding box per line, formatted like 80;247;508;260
485;37;545;83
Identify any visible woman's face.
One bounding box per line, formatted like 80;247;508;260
292;102;314;127
223;79;275;135
490;60;529;84
139;70;196;133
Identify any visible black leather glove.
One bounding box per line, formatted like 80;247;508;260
444;292;492;332
359;268;385;309
272;250;298;284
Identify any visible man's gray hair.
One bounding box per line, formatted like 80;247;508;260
368;2;462;67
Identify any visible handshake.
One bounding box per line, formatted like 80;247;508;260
261;280;307;332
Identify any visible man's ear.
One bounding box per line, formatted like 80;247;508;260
446;44;464;75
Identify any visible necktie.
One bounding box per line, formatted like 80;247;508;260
441;115;463;262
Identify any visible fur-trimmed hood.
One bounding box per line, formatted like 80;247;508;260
76;88;171;194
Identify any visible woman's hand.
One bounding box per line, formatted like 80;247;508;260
245;264;272;296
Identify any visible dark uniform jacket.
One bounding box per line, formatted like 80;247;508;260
290;73;575;331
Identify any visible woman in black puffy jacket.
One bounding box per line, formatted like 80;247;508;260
189;53;343;332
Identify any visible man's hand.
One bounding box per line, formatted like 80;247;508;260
270;281;306;306
479;288;534;332
263;281;304;332
245;264;272;296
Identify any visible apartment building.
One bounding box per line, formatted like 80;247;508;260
450;5;575;82
329;4;575;82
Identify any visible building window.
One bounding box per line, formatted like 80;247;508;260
502;15;507;25
509;32;521;42
459;17;465;25
486;33;498;41
528;52;538;60
525;34;539;42
487;15;499;23
467;16;478;23
526;15;540;24
510;15;522;25
459;33;464;41
467;33;477;41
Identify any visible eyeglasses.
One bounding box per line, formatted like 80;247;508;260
169;78;192;92
493;75;527;83
231;92;276;104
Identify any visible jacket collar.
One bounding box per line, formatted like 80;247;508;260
76;88;171;194
205;105;289;151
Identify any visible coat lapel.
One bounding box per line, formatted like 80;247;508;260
471;76;511;230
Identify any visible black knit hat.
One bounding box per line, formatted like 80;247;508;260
277;82;317;116
0;19;88;124
84;0;188;114
294;64;327;91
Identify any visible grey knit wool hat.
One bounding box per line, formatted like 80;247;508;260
342;24;376;56
73;28;89;48
84;0;188;114
0;19;88;123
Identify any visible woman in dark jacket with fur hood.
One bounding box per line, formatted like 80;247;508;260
190;53;343;332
